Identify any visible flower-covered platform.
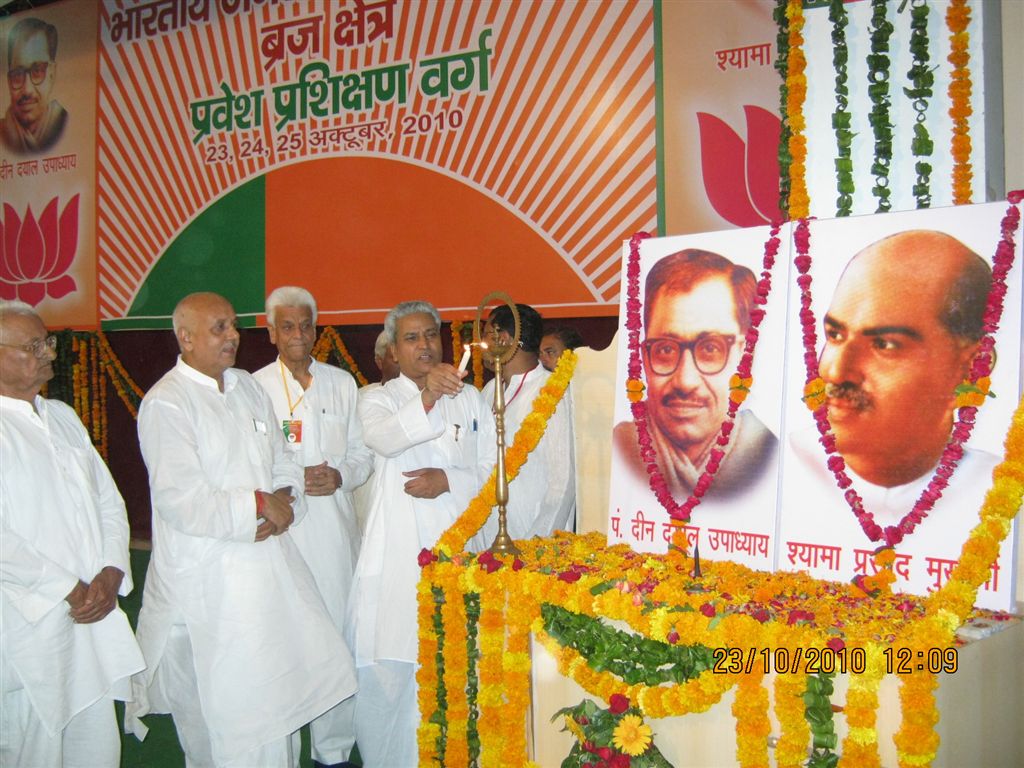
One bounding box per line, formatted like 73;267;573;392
416;398;1024;768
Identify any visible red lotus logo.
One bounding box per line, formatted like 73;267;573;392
696;106;782;227
0;195;79;305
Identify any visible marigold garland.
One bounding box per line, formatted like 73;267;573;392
773;672;810;768
784;0;809;219
312;326;368;386
733;671;770;768
434;349;577;554
415;580;443;765
946;0;973;204
840;644;886;768
440;568;471;767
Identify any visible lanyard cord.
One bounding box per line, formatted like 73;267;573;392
279;358;306;417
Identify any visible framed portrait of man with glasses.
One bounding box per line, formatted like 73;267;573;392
1;17;67;155
609;226;785;568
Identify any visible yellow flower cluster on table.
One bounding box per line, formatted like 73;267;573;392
418;394;1024;768
613;714;653;756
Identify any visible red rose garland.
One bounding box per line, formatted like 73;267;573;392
625;224;783;523
794;192;1022;550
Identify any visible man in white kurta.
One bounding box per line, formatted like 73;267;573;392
253;287;372;768
128;293;356;767
0;300;144;767
481;303;576;539
352;301;495;767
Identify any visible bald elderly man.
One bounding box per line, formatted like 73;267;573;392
127;292;356;767
816;229;991;488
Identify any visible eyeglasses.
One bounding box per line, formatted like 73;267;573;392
7;61;49;89
0;335;58;358
642;334;736;376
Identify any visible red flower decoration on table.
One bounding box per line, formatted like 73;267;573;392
608;694;630;715
0;195;80;305
418;548;438;567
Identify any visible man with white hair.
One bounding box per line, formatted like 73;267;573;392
352;300;495;766
129;292;356;767
253;286;372;768
0;300;144;766
370;327;400;388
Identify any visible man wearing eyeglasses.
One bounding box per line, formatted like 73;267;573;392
1;17;67;155
0;300;144;765
613;249;777;499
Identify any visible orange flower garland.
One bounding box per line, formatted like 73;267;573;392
415;579;441;765
839;643;886;768
477;571;508;767
440;566;471;767
312;326;368;386
435;350;577;554
946;0;972;204
733;671;770;768
785;0;809;219
773;673;810;768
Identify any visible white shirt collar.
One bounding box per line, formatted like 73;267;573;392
175;355;238;392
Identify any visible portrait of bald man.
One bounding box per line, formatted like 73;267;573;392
816;229;992;488
779;220;1018;610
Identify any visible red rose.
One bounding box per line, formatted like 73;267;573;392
608;693;629;714
609;754;631;768
558;570;582;583
752;609;771;623
417;548;437;567
512;557;525;571
699;602;716;618
826;637;845;652
477;551;502;573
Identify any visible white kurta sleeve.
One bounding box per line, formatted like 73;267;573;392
358;386;443;457
139;398;259;542
0;519;79;624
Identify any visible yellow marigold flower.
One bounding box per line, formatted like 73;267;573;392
729;374;752;404
802;377;826;410
612;714;653;756
626;378;646;403
954;376;992;408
